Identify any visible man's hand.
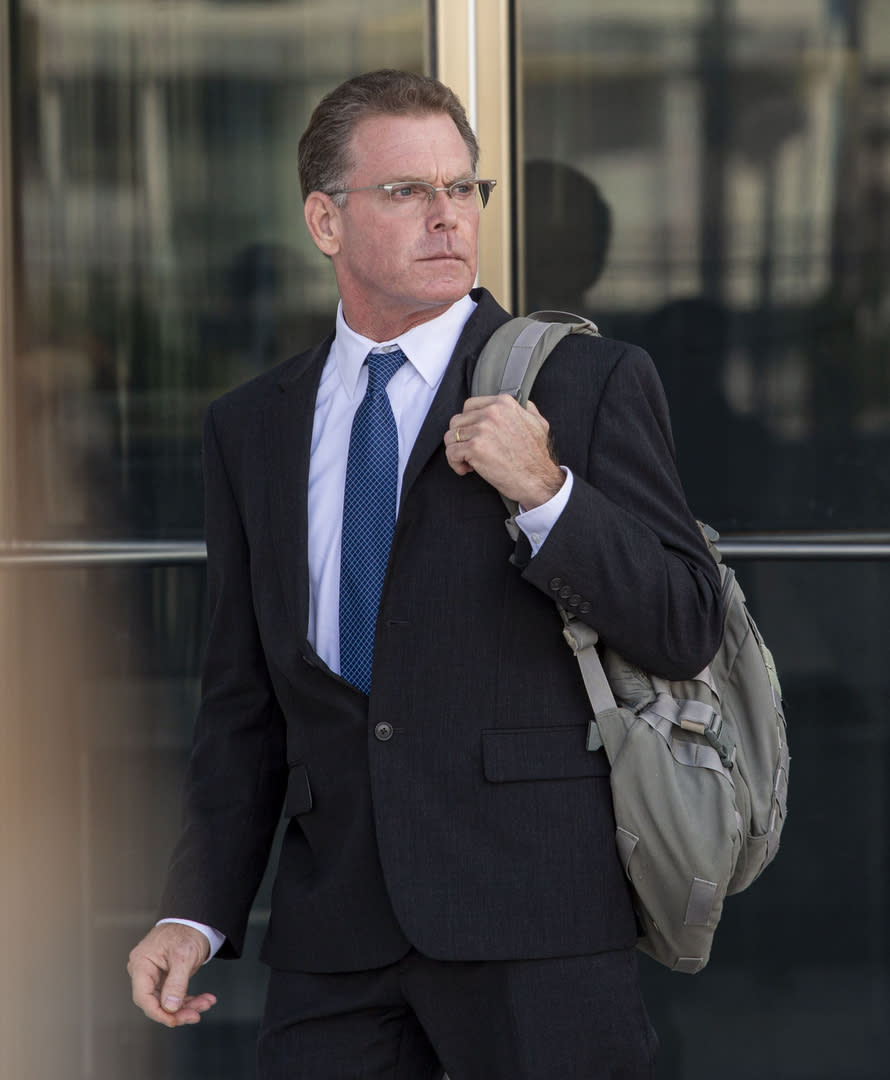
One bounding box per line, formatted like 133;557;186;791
445;395;565;508
128;923;216;1028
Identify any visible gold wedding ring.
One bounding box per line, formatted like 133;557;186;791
455;427;463;443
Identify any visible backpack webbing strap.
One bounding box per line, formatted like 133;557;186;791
472;311;600;408
558;611;734;775
474;311;613;753
646;685;737;768
560;611;618;753
636;706;736;781
496;320;554;399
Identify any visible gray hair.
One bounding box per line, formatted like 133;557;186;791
298;69;479;205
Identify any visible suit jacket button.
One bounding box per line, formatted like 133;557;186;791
374;722;394;742
549;577;562;591
579;601;592;614
559;585;572;599
569;594;581;607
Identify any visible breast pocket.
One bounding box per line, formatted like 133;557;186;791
481;725;610;783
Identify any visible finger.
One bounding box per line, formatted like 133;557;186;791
443;435;475;476
450;392;518;427
449;423;472;447
522;401;551;438
449;396;509;431
187;992;218;1014
166;992;219;1027
449;396;521;440
447;458;475;476
459;394;509;413
158;946;202;1014
130;958;173;1024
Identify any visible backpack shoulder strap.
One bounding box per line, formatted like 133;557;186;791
471;310;599;406
471;310;600;525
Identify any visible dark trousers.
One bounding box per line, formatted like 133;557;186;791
257;947;657;1080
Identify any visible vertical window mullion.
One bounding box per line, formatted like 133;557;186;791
436;0;516;311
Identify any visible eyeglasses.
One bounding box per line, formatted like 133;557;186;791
328;178;497;209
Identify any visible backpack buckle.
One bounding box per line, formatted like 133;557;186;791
705;723;737;770
679;705;737;769
561;618;599;655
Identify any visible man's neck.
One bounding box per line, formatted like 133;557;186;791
340;299;465;344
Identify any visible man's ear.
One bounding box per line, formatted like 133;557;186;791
304;192;342;257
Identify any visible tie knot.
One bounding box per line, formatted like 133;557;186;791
366;347;408;394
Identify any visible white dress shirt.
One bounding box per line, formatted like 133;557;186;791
161;294;573;958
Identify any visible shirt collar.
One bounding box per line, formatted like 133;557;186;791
333;294;477;398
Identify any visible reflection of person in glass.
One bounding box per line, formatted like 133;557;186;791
524;159;612;314
640;297;773;531
127;69;721;1079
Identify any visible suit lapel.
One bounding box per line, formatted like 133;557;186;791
261;291;511;659
265;336;332;650
399;289;512;509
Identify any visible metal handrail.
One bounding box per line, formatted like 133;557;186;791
718;539;890;560
2;534;890;567
0;540;207;567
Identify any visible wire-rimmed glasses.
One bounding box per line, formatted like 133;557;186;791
328;178;497;209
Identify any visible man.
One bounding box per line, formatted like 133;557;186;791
128;69;722;1078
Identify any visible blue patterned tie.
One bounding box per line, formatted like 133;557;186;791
339;347;408;694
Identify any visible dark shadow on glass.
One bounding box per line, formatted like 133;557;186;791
524;159;612;315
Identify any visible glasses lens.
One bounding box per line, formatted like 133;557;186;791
381;180;495;208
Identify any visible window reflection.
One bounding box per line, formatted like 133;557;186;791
522;0;890;532
12;0;426;540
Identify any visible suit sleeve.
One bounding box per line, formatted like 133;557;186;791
157;404;287;958
520;340;723;679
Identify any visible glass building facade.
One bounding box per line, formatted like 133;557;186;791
1;2;888;1077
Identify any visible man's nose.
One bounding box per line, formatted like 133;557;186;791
427;189;460;228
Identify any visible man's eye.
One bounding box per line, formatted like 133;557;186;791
450;182;475;198
391;184;424;200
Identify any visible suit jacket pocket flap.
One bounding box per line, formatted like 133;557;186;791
285;763;313;816
482;725;610;783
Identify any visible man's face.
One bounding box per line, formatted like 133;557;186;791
324;111;480;337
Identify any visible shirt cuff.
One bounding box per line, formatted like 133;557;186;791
516;468;573;557
156;918;226;963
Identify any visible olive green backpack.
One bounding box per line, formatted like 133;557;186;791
473;312;790;973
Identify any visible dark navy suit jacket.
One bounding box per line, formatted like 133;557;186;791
159;288;722;973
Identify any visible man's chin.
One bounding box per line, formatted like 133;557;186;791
416;264;475;301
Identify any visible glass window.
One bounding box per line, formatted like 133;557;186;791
2;561;278;1079
3;3;427;1078
8;555;890;1079
10;0;427;540
520;6;890;1078
521;0;890;532
640;557;890;1078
